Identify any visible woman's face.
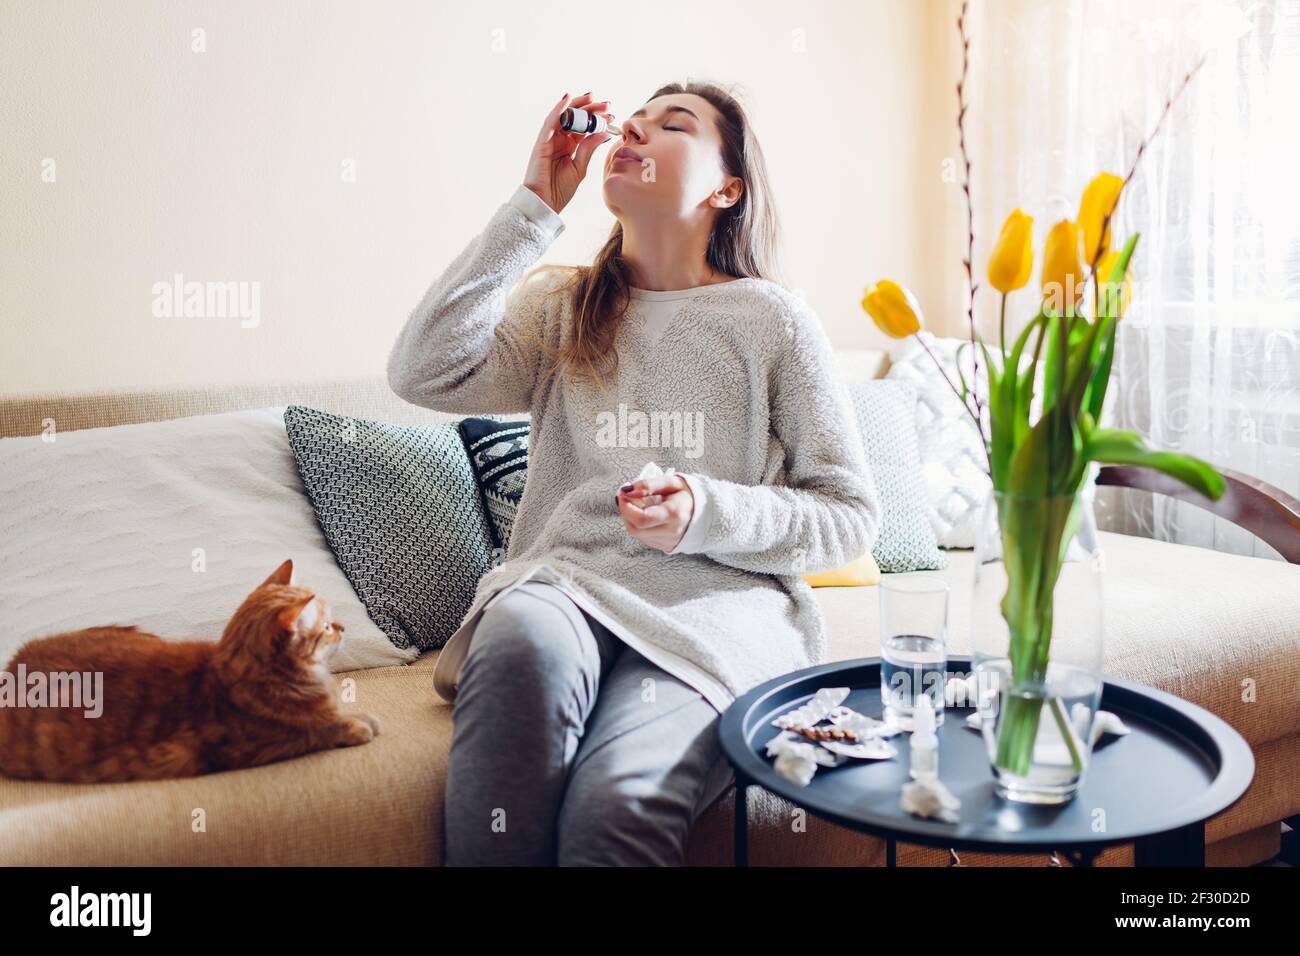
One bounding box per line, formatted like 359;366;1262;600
602;93;739;219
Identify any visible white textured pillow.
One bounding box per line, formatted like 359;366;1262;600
886;331;1101;548
0;407;418;672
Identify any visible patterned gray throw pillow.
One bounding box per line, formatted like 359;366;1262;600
847;380;948;572
456;416;529;565
283;405;495;652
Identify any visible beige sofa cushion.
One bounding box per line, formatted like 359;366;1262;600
0;656;449;865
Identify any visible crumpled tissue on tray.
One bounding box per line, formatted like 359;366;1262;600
900;775;961;823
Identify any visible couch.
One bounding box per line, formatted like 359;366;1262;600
2;349;1297;866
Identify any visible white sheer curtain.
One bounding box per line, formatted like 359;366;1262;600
964;0;1300;559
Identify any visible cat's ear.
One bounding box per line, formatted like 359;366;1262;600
261;559;295;589
276;594;316;636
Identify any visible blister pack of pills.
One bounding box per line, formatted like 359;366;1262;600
768;687;901;765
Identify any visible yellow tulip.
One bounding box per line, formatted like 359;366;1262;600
1040;219;1084;314
987;208;1034;293
1079;172;1124;267
1096;249;1134;319
861;280;923;338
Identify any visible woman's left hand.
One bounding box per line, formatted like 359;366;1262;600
617;474;695;554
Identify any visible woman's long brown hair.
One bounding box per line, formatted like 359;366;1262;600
525;80;783;395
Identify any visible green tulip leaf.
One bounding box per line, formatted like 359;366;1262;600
1084;316;1119;423
1106;233;1139;286
1084;428;1226;499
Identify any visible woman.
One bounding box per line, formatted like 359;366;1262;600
387;81;881;866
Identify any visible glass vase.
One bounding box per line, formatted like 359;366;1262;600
969;486;1106;805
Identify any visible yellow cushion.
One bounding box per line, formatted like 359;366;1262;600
802;552;881;587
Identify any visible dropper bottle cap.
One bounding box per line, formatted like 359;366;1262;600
559;106;621;137
914;693;936;740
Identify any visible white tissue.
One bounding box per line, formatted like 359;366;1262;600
944;672;1004;712
635;461;674;481
765;731;842;786
625;461;676;507
1083;707;1131;746
900;775;961;823
945;672;979;708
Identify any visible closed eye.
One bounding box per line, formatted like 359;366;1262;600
664;125;686;132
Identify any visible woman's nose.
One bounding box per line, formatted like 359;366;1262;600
620;119;644;143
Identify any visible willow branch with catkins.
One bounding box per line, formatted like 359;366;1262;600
951;0;987;468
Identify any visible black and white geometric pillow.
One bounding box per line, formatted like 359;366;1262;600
283;405;495;652
846;381;948;573
457;417;529;565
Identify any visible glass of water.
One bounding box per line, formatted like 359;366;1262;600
879;576;949;729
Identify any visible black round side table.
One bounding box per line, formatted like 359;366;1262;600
718;656;1255;867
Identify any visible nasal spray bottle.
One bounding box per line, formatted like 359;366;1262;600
909;693;939;780
559;106;622;137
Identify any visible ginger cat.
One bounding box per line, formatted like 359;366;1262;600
0;559;380;783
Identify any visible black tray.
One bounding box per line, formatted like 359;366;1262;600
719;655;1255;856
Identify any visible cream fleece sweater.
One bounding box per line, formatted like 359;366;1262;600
387;184;882;714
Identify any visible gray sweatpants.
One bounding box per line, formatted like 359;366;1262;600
442;579;734;866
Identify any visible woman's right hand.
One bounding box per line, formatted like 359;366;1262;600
522;92;614;216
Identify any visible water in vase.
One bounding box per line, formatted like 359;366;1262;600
976;658;1103;804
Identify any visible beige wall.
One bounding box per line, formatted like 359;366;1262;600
1;0;961;394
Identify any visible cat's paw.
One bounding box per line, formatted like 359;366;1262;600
336;715;378;746
357;712;381;736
